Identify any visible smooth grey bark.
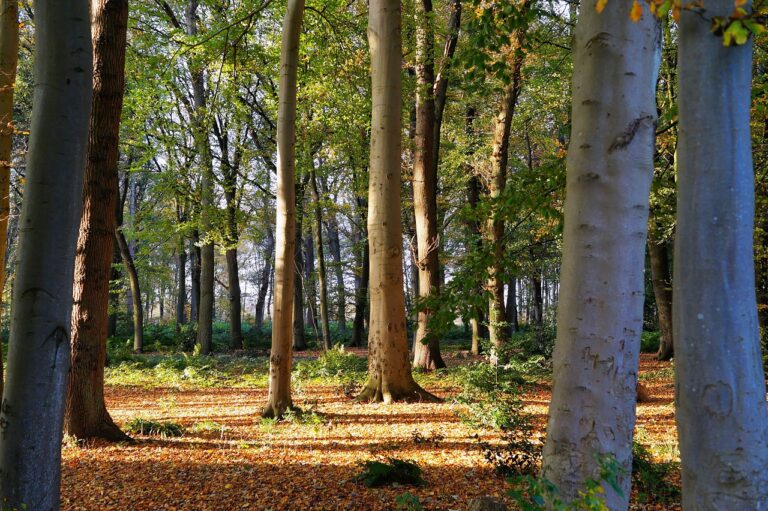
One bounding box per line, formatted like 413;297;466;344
0;0;92;507
674;1;768;507
263;0;304;419
541;3;660;508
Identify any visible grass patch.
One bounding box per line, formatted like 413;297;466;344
125;418;184;437
356;458;425;488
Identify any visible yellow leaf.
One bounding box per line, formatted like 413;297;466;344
596;0;609;13
631;0;644;21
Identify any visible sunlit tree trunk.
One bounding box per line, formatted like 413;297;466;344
0;0;92;506
357;0;438;403
263;0;305;419
66;0;131;442
412;0;445;371
0;0;18;397
541;3;660;507
674;1;768;506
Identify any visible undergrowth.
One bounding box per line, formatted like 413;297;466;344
356;458;425;488
125;418;184;437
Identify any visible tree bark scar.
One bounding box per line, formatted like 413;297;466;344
608;115;654;153
45;326;69;370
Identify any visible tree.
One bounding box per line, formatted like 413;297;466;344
357;0;438;403
116;175;144;353
0;0;92;506
411;0;446;371
541;2;659;507
310;166;331;350
66;0;131;442
0;0;19;396
674;0;768;505
263;0;305;419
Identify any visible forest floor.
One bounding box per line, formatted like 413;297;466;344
60;351;679;511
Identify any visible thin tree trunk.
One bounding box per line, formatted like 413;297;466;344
293;183;307;351
412;0;445;371
255;226;274;334
324;211;346;332
541;3;659;507
350;189;369;348
303;231;317;328
65;0;130;442
648;238;673;360
0;0;92;506
357;0;438;403
486;38;525;361
531;274;543;325
0;0;18;397
176;239;187;326
190;232;201;323
116;229;144;352
226;247;242;349
674;1;768;506
310;168;331;350
505;276;518;335
263;0;304;419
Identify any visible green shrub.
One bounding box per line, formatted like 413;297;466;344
640;331;660;353
293;345;367;381
454;362;527;430
508;325;557;359
631;441;680;504
125;418;184;437
356;458;425;488
395;492;423;511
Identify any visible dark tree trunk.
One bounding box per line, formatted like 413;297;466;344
190;232;201;324
505;276;518;335
293;182;307;351
350;195;369;348
648;239;674;360
531;275;543;325
176;240;187;326
303;231;317;329
310;168;331;349
324;211;346;332
226;248;243;349
255;227;275;334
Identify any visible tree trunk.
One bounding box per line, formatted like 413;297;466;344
505;276;518;335
187;0;214;356
303;231;317;329
176;239;187;326
648;238;673;360
255;227;274;334
486;52;524;359
531;274;543;325
0;0;18;397
324;210;346;332
116;229;144;352
226;247;242;349
350;224;369;348
107;244;120;338
263;0;304;419
310;168;331;350
293;185;307;351
411;0;445;371
190;232;201;323
65;0;130;443
357;0;438;403
674;1;768;506
541;4;659;508
0;0;92;506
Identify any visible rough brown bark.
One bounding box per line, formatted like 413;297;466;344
65;0;131;442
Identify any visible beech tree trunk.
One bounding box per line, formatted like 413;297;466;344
0;0;92;506
0;0;18;397
65;0;130;442
293;184;307;351
674;1;768;506
116;228;144;352
486;43;524;359
310;168;331;349
263;0;304;419
541;4;660;508
350;194;369;348
190;232;201;323
187;0;214;356
412;0;445;371
324;210;346;332
648;238;673;360
357;0;438;403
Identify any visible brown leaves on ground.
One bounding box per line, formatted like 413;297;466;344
60;353;679;511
